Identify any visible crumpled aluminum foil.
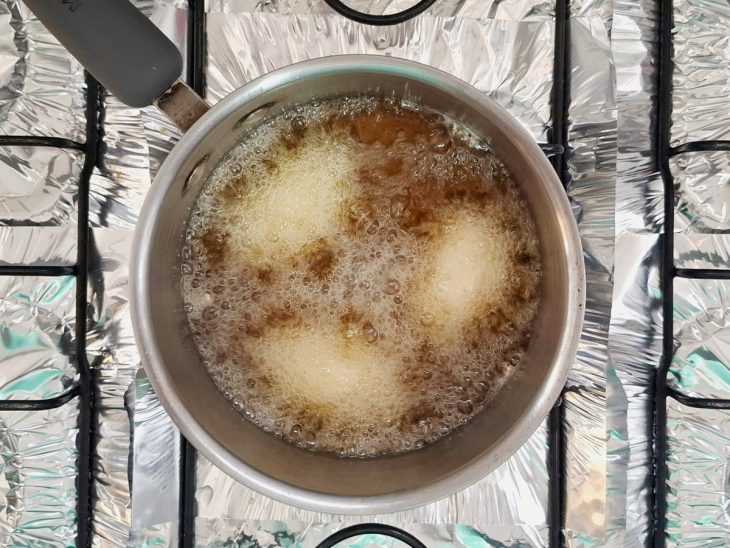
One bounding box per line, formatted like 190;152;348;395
0;401;79;547
194;519;550;547
0;146;83;226
0;1;86;140
0;0;618;545
207;0;556;19
204;14;555;141
0;3;86;543
0;1;187;546
675;233;730;270
670;0;730;146
0;225;77;265
673;152;730;231
11;0;730;544
610;0;730;546
0;275;77;401
84;3;188;545
562;12;615;545
665;400;730;545
194;423;550;528
607;232;661;546
669;278;730;400
611;0;663;544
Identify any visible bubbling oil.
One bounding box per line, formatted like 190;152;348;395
182;96;542;457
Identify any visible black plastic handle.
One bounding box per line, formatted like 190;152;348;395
24;0;183;108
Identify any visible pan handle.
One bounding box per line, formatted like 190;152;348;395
23;0;183;108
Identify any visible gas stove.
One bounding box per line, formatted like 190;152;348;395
0;0;727;546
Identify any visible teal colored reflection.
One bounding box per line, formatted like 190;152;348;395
0;326;52;357
0;368;68;399
671;347;730;393
9;275;74;307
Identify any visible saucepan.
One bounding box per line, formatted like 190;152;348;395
26;0;584;513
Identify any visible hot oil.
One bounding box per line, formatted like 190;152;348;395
182;96;542;457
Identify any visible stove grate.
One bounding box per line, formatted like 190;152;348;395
653;0;730;546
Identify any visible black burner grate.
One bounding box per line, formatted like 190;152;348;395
0;73;104;547
653;0;730;546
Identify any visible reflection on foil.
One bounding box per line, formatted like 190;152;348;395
670;278;730;400
666;400;730;544
130;371;181;541
0;275;76;400
562;13;615;544
673;152;730;232
670;0;730;146
613;0;663;235
0;401;79;547
0;146;82;226
0;225;77;265
86;229;138;367
204;12;554;141
0;2;86;140
675;233;730;270
92;363;138;547
89;97;181;230
608;233;662;546
85;226;149;546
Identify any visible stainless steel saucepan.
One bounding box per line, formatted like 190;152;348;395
26;0;584;514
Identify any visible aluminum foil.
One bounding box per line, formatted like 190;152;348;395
193;520;549;547
673;152;730;232
606;232;661;547
0;7;87;547
613;0;663;235
562;13;615;545
0;401;79;547
0;1;86;140
195;423;549;525
18;0;730;545
610;0;730;546
129;371;181;544
665;399;730;545
670;0;730;146
610;0;664;545
89;101;181;231
207;0;556;19
85;228;137;547
0;146;82;226
0;226;77;265
82;2;188;544
204;13;554;142
0;275;77;400
663;0;730;543
669;278;730;400
675;233;730;270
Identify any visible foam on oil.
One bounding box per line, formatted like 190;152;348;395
182;96;542;457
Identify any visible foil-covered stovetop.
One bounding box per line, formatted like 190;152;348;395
0;0;728;546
